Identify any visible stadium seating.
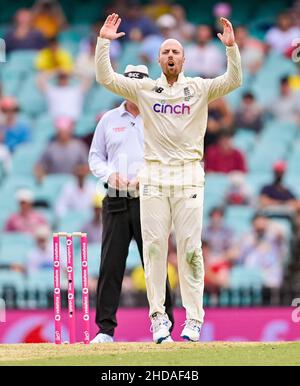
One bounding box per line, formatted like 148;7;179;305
229;266;263;289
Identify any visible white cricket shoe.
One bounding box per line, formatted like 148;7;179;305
181;319;202;342
150;312;172;344
90;333;114;343
161;335;174;343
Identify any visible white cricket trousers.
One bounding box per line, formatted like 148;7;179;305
139;161;205;323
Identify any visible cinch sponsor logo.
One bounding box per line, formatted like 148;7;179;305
153;103;190;115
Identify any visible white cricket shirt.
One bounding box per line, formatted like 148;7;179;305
95;38;242;186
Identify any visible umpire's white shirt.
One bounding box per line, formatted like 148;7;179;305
89;101;144;183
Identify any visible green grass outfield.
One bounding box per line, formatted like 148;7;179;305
0;342;300;366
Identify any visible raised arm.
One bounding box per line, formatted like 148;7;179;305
203;18;242;103
95;13;142;104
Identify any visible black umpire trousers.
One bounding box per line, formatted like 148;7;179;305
96;194;174;337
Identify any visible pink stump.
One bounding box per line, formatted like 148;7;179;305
53;234;61;344
80;234;90;344
66;235;76;343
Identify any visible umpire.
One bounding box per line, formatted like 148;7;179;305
89;65;174;343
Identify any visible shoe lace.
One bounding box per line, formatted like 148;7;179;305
182;319;201;332
150;313;170;333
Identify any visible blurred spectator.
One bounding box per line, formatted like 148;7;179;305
35;36;73;72
139;14;177;64
0;97;31;152
213;2;232;34
75;35;97;79
205;97;233;147
55;164;96;218
234;92;263;133
259;161;299;212
37;71;91;120
4;9;46;54
143;0;171;20
265;12;300;55
203;240;231;292
237;213;285;289
225;172;253;206
205;131;247;174
27;225;53;273
5;189;48;234
184;25;225;77
292;0;300;27
288;66;300;91
235;26;265;74
32;0;67;39
35;117;88;179
170;4;195;43
76;22;121;78
268;76;300;123
121;0;157;41
0;142;11;177
202;207;235;255
82;194;104;244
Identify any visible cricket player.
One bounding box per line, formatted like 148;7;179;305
88;64;174;343
95;13;242;343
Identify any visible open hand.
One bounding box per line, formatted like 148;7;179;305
99;13;125;40
217;17;235;47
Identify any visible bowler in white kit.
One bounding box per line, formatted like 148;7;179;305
95;13;242;343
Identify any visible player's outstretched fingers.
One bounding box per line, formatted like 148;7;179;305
115;17;122;30
113;13;119;24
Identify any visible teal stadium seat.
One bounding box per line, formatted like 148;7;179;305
225;206;254;237
0;64;23;96
33;114;55;143
0;233;34;265
117;42;141;73
58;210;92;233
285;172;300;196
75;114;97;137
287;149;300;175
26;270;53;291
85;86;121;113
233;129;256;154
34;174;73;206
204;173;230;216
246;173;271;195
74;242;100;279
249;142;288;172
18;74;46;116
8;50;38;74
12;143;45;175
229;266;263;290
0;271;25;291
